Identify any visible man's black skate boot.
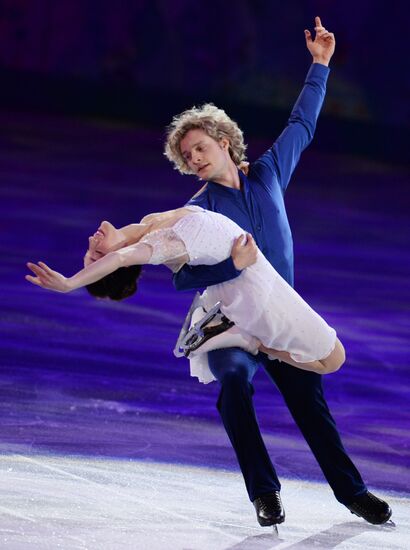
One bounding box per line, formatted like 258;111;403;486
253;491;285;527
346;491;392;524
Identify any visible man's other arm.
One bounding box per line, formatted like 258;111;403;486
173;233;258;291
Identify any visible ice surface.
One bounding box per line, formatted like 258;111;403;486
0;453;408;550
1;113;409;550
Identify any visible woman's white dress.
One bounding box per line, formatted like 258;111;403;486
141;206;336;383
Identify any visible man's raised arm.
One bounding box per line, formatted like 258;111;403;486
251;16;335;192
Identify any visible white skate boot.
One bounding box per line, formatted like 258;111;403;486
174;294;260;358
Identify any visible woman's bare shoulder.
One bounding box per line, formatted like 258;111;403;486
140;207;194;224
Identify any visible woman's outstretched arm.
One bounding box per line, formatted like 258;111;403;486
26;243;153;293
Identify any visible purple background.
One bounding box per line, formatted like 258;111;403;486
0;1;409;498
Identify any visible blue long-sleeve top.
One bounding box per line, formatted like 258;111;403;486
173;63;329;291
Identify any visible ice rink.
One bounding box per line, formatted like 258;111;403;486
1;453;407;549
1;113;409;549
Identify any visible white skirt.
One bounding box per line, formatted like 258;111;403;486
143;206;337;384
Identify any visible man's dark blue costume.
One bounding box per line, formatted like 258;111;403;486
173;63;367;505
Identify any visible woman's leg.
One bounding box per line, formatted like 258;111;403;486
185;305;345;374
259;338;345;374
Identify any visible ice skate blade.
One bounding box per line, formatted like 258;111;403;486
349;510;394;526
180;302;230;354
383;519;396;529
182;302;223;344
257;522;279;535
173;292;202;358
257;516;285;528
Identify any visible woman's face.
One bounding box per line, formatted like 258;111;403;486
84;221;125;265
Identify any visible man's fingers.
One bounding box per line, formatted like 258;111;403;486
231;233;257;270
304;29;313;43
315;16;322;28
233;233;257;250
244;234;257;256
319;32;335;44
232;235;244;250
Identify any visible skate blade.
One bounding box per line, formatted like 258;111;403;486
173;292;202;358
180;302;223;350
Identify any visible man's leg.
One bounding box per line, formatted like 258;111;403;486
207;347;280;502
262;356;367;504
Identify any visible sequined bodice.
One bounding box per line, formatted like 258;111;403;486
140;205;246;270
140;227;188;271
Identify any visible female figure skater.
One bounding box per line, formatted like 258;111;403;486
26;205;345;378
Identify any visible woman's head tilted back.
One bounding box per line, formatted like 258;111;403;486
164;103;247;175
86;265;142;301
84;220;142;301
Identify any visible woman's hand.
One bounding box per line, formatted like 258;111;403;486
305;16;335;66
238;161;250;176
25;261;71;293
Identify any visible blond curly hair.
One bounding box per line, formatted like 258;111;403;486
164;103;247;174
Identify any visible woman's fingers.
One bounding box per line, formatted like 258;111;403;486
25;274;44;286
26;261;67;292
27;262;45;275
38;261;53;275
26;262;52;282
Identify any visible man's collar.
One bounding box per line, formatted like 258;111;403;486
207;180;238;193
207;168;246;194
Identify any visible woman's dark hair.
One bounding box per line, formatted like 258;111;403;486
86;265;142;301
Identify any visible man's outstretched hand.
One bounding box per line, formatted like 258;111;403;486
231;233;258;270
305;16;335;66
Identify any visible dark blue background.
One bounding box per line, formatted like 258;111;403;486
1;0;409;161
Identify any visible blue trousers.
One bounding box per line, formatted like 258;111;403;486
208;347;367;504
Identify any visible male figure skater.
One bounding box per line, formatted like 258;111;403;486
165;17;392;527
